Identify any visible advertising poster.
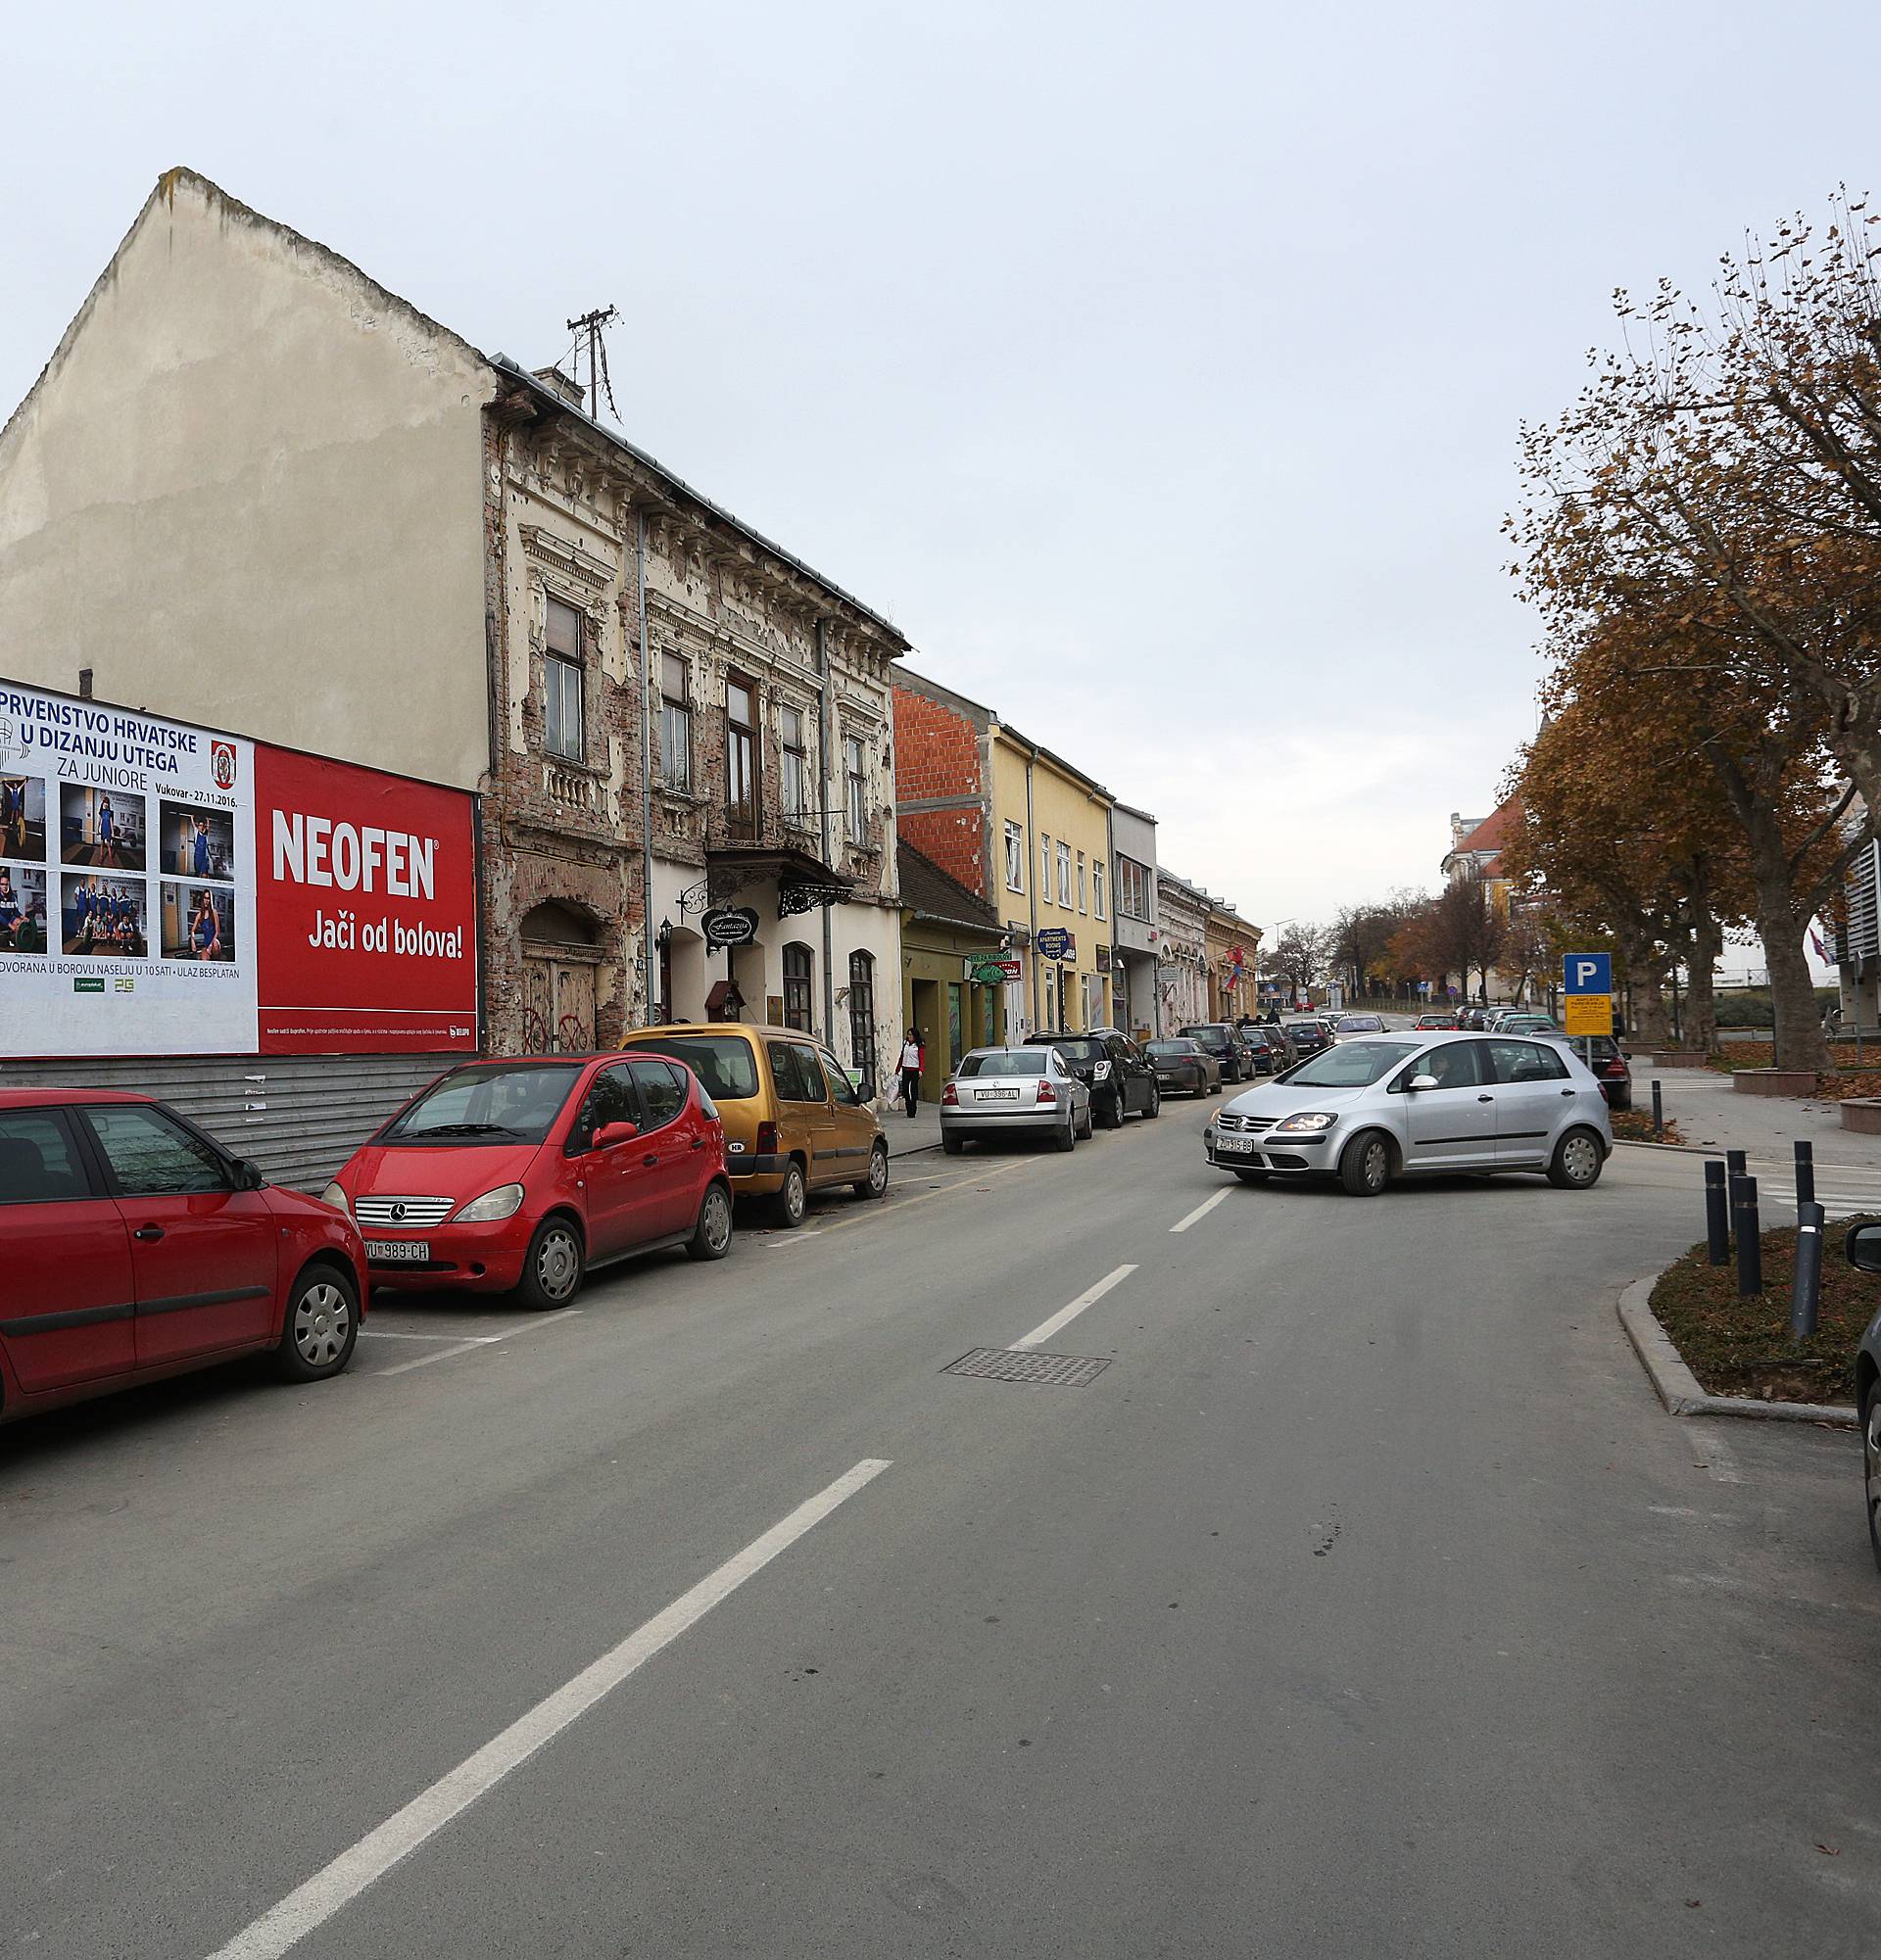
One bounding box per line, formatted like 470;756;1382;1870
0;680;477;1057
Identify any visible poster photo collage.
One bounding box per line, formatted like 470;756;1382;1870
0;772;238;965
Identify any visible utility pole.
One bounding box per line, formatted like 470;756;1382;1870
565;306;621;421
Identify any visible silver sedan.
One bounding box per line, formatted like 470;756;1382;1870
941;1045;1092;1154
1201;1029;1613;1196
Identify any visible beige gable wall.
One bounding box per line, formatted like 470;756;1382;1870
0;171;492;788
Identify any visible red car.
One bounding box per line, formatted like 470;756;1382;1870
0;1088;366;1425
325;1053;733;1309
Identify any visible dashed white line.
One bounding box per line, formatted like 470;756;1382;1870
1170;1189;1231;1234
202;1457;892;1960
1012;1264;1137;1351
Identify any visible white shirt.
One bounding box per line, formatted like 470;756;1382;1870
899;1041;922;1070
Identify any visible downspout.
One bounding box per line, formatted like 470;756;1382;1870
1104;799;1115;1034
817;618;836;1047
1024;745;1039;1033
638;507;655;1025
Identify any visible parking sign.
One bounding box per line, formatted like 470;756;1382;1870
1563;953;1612;995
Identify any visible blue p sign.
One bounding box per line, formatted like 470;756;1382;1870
1563;953;1612;995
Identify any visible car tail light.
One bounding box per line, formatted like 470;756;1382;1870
942;1081;959;1105
1603;1059;1626;1077
755;1121;779;1155
1037;1080;1057;1104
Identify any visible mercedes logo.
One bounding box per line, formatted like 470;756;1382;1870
391;1202;407;1221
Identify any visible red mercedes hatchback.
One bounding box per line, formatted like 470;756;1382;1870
0;1089;367;1425
325;1053;733;1309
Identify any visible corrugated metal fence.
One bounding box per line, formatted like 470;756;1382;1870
0;1054;448;1192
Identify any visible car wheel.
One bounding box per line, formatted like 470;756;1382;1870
1339;1131;1391;1197
1144;1083;1160;1119
274;1264;359;1381
686;1182;734;1261
1233;1167;1269;1184
1056;1118;1077;1152
1101;1089;1125;1129
852;1138;890;1200
1210;1078;1222;1096
1547;1127;1605;1190
517;1216;585;1310
1863;1384;1881;1574
941;1134;965;1156
1077;1102;1094;1140
771;1161;809;1228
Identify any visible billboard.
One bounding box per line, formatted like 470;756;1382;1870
0;680;477;1057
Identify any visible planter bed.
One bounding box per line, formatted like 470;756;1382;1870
1732;1069;1821;1098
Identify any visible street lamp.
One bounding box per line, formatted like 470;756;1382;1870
1262;919;1295;1016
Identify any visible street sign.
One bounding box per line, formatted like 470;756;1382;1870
1035;927;1074;961
1563;953;1612;995
702;905;760;949
1563;993;1612;1035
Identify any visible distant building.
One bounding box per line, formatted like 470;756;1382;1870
1109;803;1161;1037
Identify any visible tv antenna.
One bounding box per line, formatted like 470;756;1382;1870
565;305;621;422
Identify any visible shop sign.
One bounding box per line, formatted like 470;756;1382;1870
0;677;478;1058
1035;926;1074;962
702;904;760;948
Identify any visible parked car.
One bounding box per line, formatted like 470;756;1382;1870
1281;1018;1335;1059
1333;1013;1386;1036
1414;1012;1460;1030
0;1089;367;1424
1848;1223;1881;1569
1145;1036;1221;1097
1457;1006;1496;1030
1202;1029;1613;1197
1555;1033;1632;1111
619;1023;887;1228
1179;1022;1257;1084
327;1054;732;1308
1234;1025;1292;1076
942;1046;1090;1152
1025;1030;1161;1127
1493;1013;1562;1036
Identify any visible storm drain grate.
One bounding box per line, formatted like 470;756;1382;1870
942;1347;1112;1387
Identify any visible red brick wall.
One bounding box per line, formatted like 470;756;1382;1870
893;685;989;896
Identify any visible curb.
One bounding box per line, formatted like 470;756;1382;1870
1612;1137;1708;1156
1616;1276;1857;1429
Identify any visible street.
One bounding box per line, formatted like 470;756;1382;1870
6;1104;1879;1958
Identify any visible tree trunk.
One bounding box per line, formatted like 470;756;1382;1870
1684;930;1720;1053
1741;807;1828;1070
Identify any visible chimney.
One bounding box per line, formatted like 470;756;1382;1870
532;363;586;408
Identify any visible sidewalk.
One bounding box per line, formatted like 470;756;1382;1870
883;1099;944;1159
1637;1065;1881;1171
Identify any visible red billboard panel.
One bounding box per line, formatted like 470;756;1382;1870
253;744;478;1054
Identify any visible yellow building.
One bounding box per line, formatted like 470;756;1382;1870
1206;903;1262;1020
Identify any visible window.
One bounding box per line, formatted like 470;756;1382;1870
620;1033;759;1100
767;1040;827;1104
848;950;877;1096
845;735;868;843
1039;834;1052;897
545;598;585;762
727;677;757;835
818;1047;862;1105
1077;852;1087;913
1004;820;1025;892
574;1064;641;1147
781;705;810;823
1117;857;1149;922
782;941;814;1032
1093;860;1106;920
85;1104;230;1195
0;1108;91;1204
1488;1039;1568;1083
660;652;692;792
1057;841;1072;906
626;1057;688;1129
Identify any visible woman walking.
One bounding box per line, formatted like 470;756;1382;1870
897;1028;925;1118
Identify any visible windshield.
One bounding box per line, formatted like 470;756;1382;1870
620;1034;760;1100
960;1049;1046;1076
1042;1038;1104;1063
1284;1039;1420;1088
1147;1040;1197;1056
1179;1026;1227;1049
1283;1024;1323;1039
1338;1016;1382;1031
382;1063;581;1144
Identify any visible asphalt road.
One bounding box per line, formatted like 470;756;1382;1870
5;1104;1880;1957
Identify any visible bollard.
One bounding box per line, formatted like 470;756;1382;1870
1791;1200;1825;1340
1652;1079;1664;1142
1794;1138;1814;1210
1726;1147;1747;1184
1705;1160;1730;1265
1732;1174;1762;1297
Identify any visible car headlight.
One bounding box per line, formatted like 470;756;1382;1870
1271;1112;1336;1134
1092;1061;1111;1079
319;1181;350;1216
454;1182;526;1223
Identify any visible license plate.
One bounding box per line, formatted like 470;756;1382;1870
1215;1134;1255;1155
365;1238;430;1262
981;1087;1020;1101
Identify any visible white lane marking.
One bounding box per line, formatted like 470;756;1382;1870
371;1309;581;1377
203;1458;892;1960
1170;1188;1231;1234
358;1329;486;1343
1012;1265;1137;1351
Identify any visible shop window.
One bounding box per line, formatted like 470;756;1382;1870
545;598;585;762
660;652;692;792
782;940;813;1031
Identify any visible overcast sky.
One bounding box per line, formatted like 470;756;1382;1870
3;0;1877;952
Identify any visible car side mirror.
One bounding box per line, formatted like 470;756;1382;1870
1620;1049;1632;1060
1406;1074;1440;1093
594;1121;640;1150
1848;1221;1881;1274
232;1158;265;1190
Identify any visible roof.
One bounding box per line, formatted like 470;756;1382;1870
0;1086;151;1106
896;841;1002;932
1451;798;1522;860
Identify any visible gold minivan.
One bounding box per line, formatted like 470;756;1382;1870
617;1022;889;1227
